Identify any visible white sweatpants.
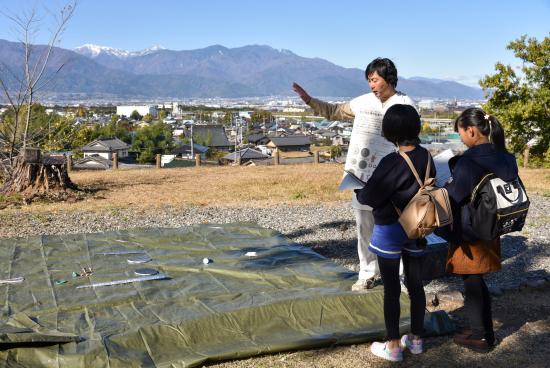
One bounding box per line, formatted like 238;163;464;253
355;208;403;280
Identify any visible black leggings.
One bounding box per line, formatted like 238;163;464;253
377;254;426;340
462;274;494;343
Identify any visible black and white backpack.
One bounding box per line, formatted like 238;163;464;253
465;173;530;240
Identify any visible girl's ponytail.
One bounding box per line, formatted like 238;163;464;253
487;115;506;152
455;108;508;152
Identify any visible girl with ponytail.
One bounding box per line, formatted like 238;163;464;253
454;108;507;152
442;107;518;352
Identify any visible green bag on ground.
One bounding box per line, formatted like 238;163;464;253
424;310;456;336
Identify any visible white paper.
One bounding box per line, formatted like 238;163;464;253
425;233;447;245
433;149;455;187
342;112;396;188
338;171;366;190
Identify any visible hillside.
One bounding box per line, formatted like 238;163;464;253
0;39;484;99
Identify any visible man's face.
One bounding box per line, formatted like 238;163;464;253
367;71;394;102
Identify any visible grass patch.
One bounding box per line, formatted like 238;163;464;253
518;168;550;195
2;165;548;214
0;193;23;208
12;164;350;213
279;151;312;158
291;191;307;199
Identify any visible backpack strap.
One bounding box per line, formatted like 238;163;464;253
424;152;431;182
397;151;424;187
392;150;430;215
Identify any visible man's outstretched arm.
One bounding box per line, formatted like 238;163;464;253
292;82;355;121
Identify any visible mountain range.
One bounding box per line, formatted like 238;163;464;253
0;39;485;100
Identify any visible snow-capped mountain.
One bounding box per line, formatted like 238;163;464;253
0;39;485;99
74;44;166;59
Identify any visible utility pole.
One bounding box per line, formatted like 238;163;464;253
233;114;237;156
190;122;194;159
239;119;243;147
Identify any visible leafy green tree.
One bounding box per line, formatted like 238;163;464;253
480;34;550;166
158;110;166;121
76;107;87;118
70;125;98;158
329;145;343;159
143;113;154;123
69;117;132;157
421;122;434;135
130;110;142;121
102;120;132;143
138;147;155;163
0;103;77;152
221;111;232;126
132;121;174;163
179;135;190;144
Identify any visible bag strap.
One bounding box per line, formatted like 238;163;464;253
470;173;494;204
496;181;522;203
425;152;431;181
392;150;431;215
397;150;428;187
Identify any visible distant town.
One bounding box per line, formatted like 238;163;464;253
0;96;480;170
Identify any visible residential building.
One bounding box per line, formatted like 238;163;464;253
82;137;130;160
247;133;270;146
116;105;158;118
186;124;231;151
222;148;269;164
72;155;112;170
266;136;312;152
171;143;209;160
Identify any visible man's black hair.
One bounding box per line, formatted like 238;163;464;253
382;104;421;146
365;58;398;88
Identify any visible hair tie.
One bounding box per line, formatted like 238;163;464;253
486;115;493;143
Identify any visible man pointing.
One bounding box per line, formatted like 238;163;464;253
293;58;416;290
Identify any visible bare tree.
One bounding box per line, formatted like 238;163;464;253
0;1;78;200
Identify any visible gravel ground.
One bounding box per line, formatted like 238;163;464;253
1;194;548;295
1;194;549;367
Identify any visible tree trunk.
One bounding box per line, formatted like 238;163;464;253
1;148;78;201
523;146;530;168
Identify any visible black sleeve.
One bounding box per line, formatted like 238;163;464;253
355;156;396;209
444;157;477;204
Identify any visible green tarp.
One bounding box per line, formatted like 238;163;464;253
0;224;446;367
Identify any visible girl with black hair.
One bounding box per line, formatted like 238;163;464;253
355;104;432;362
443;107;518;352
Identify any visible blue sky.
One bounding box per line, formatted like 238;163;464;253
0;0;548;86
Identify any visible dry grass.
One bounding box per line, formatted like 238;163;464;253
5;165;549;214
278;151;313;158
47;164;349;212
518;168;550;196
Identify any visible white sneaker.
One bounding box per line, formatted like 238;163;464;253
370;341;403;362
351;276;377;291
400;334;423;354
